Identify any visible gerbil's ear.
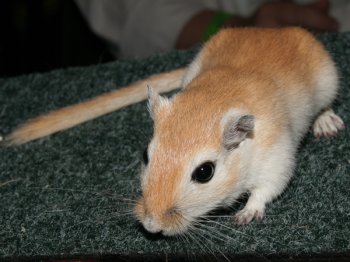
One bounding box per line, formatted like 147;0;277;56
222;111;255;150
147;85;170;119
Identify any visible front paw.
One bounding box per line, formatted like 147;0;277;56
233;208;264;225
313;109;345;138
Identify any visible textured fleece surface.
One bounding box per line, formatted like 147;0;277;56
0;33;349;260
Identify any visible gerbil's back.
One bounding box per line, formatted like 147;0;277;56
200;27;331;87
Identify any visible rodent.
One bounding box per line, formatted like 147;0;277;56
3;27;345;236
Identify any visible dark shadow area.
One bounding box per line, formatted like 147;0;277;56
0;0;113;78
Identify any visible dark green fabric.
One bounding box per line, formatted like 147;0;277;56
0;33;349;259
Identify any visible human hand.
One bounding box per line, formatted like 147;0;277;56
251;0;339;32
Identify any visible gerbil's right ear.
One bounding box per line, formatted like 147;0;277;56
147;85;171;119
222;110;255;150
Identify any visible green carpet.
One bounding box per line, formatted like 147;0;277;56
0;32;349;260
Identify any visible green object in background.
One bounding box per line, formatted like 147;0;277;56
0;33;349;260
203;11;234;41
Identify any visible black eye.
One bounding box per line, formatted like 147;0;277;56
142;148;149;165
191;162;215;183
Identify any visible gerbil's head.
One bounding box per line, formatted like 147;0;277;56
134;87;254;236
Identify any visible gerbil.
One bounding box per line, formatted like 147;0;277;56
3;28;344;236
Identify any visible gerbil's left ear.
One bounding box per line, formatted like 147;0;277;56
222;111;255;150
147;85;171;119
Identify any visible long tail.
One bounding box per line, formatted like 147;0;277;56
4;68;186;145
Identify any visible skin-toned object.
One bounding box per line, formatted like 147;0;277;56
3;28;344;236
176;0;339;49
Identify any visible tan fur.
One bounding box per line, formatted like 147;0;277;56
197;28;332;148
135;28;343;234
3;27;342;234
139;27;321;218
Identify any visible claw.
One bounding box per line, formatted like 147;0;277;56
313;109;344;138
233;209;264;225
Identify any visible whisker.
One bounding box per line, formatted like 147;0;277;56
187;227;216;260
195;223;240;262
181;232;197;261
200;215;232;219
183;216;229;261
192;223;228;243
198;216;287;261
193;219;241;245
26;204;135;222
191;227;229;262
196;222;242;247
0;178;22;188
199;217;252;239
107;210;135;216
26;186;136;199
65;219;91;230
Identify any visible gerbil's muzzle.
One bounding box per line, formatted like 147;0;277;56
135;197;189;236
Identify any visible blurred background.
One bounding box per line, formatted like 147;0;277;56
0;0;113;78
0;0;348;78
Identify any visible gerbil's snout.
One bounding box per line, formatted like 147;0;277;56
142;214;162;234
134;197;189;236
135;91;257;236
